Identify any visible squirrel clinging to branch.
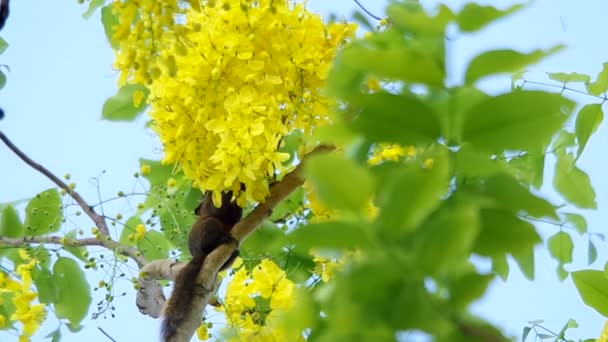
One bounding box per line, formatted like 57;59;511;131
161;191;242;342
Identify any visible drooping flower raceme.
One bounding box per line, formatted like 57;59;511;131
111;0;356;206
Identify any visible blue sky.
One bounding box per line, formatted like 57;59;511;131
0;0;607;341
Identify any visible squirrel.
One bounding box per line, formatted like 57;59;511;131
161;191;242;342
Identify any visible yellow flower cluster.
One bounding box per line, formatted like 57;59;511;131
128;223;147;241
112;0;183;86
0;251;47;341
212;258;300;341
111;0;356;206
368;144;417;166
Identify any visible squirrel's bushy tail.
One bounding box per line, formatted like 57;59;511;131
161;255;205;342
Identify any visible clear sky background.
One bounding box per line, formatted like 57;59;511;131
0;0;607;341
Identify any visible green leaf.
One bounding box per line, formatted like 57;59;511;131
53;257;92;325
547;231;573;281
449;272;494;311
278;130;303;165
119;216;143;246
511;247;535;281
45;328;62;342
241;221;285;257
457;3;525;32
474;209;541;257
588;239;598;265
412;197;480;276
63;230;88;262
0;205;23;237
324;59;365;99
586;62;608;95
101;5;119;49
575;103;603;158
0;37;8;55
304;154;374;213
137;230;170;261
547;72;591;84
522;326;531;341
139;158;177;187
453;144;505;178
33;267;58;304
462;91;575;153
82;0;105;19
491;254;509;281
481;174;557;219
376;145;450;238
465;46;564;85
24;188;63;236
554;153;597;209
102;84;149;121
572;270;608;316
506;151;545;190
269;187;304;222
351;92;441;146
339;42;444;86
287;221;372;253
0;70;6;90
387;3;454;36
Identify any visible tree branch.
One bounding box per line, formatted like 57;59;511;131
0;130;145;267
0;130;110;235
136;146;334;341
0;235;145;266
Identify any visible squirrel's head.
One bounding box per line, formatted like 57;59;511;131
194;191;242;226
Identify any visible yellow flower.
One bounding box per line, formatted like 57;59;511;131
423;158;434;169
167;178;177;187
0;314;5;327
133;90;145;107
140;164;151;175
597;320;608;342
111;0;356;205
196;323;210;340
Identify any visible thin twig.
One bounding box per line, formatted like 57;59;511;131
0;130;110;236
0;130;145;266
353;0;382;21
0;235;145;266
97;326;118;342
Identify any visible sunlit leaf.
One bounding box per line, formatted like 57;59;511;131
102;84;149;121
465;46;564;85
412;197;479;275
287;221;372;252
137;230;171;261
586;62;608;95
53;257;92;325
351;92;441;146
82;0;105;19
572;270;608;316
305;154;374;213
563;212;587;235
101;5;119;49
547;231;574;280
548;72;591;84
0;205;23;237
554;153;597;209
575;104;603;158
376;145;450;238
512;248;535;281
24;189;63;236
457;3;524;32
387;2;454;36
462;91;575;153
